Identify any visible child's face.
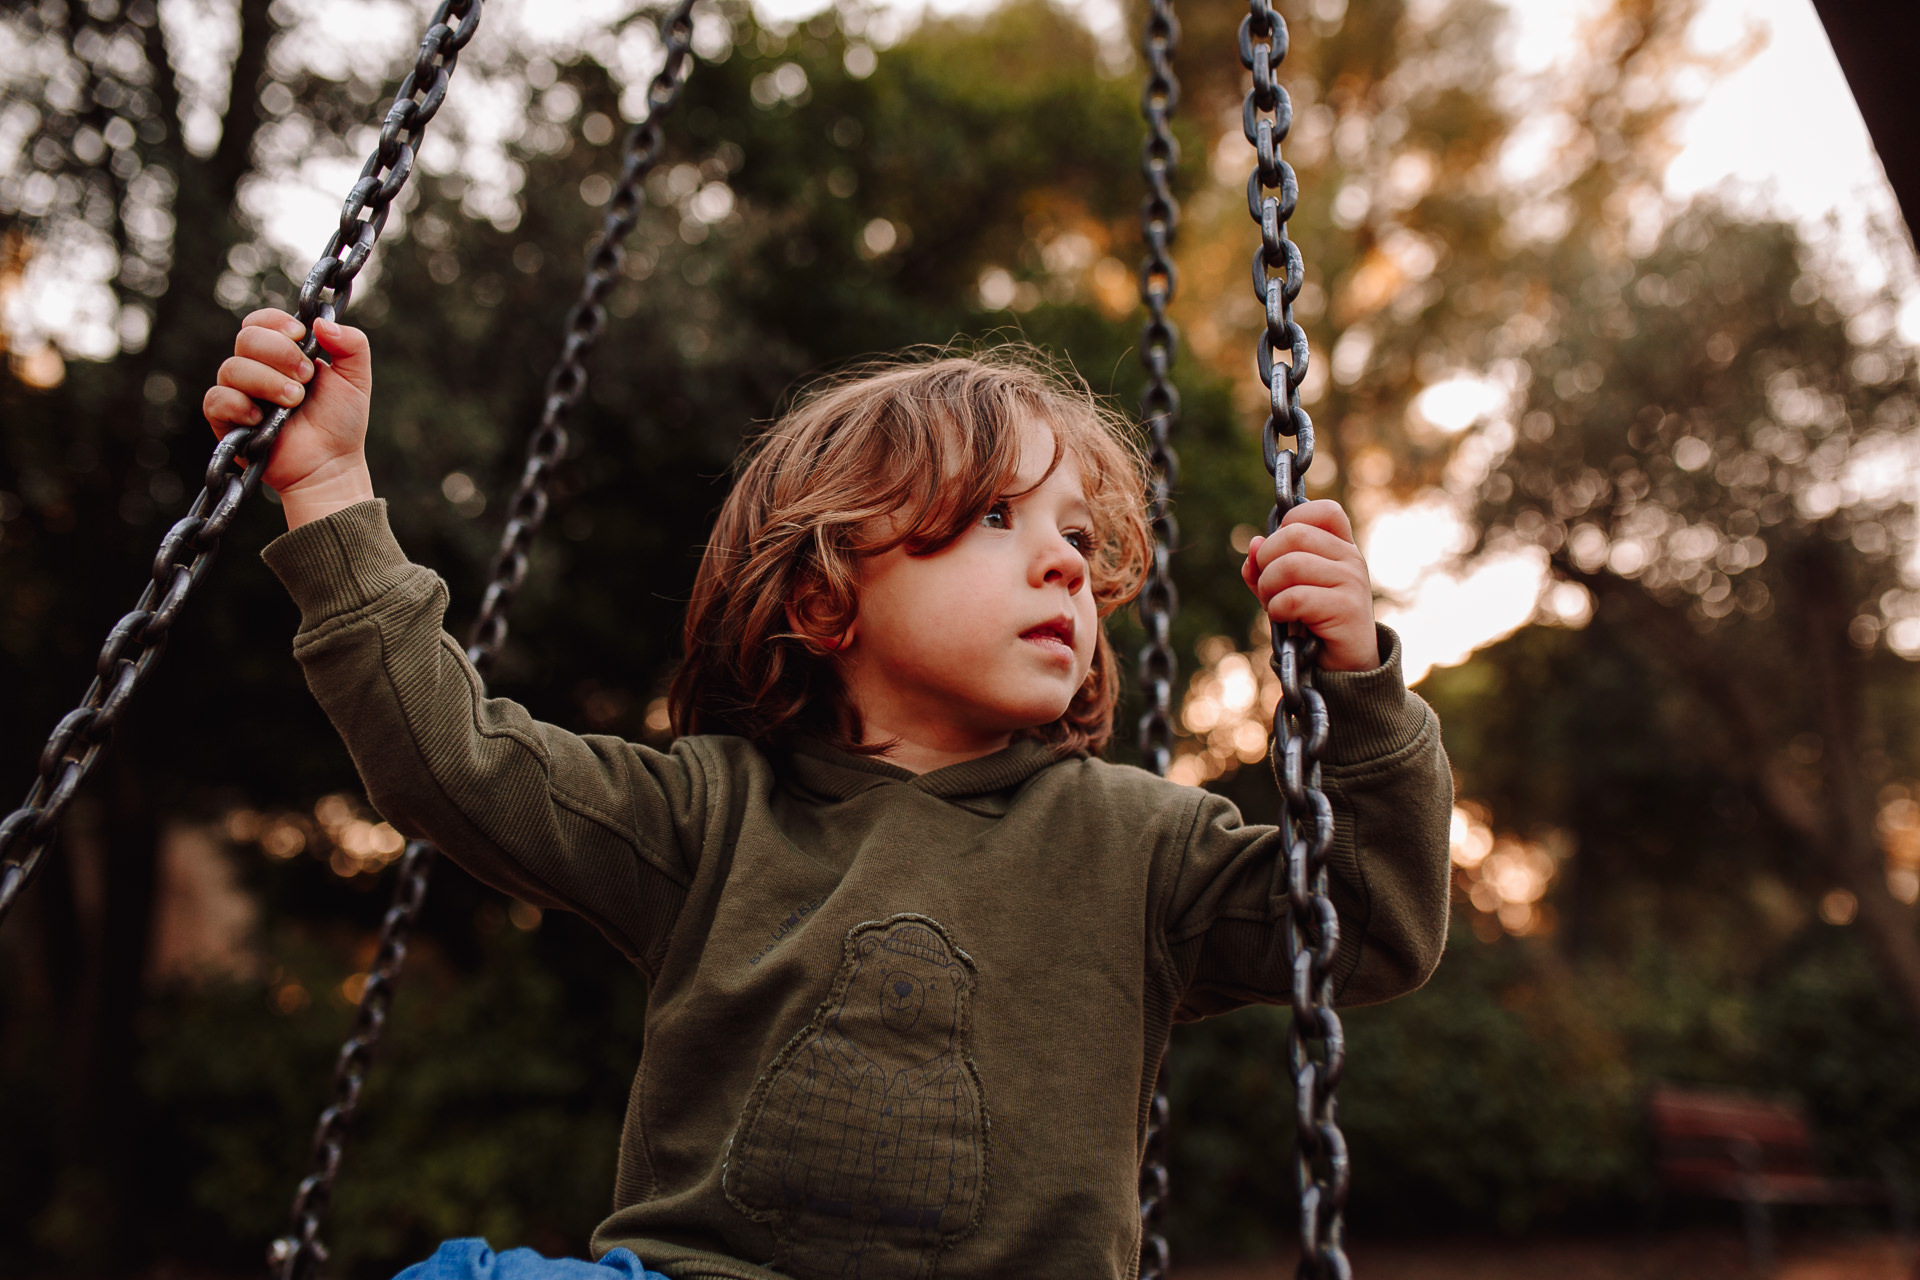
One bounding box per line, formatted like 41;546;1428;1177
842;417;1098;756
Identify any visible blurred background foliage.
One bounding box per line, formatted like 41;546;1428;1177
1;0;1917;1274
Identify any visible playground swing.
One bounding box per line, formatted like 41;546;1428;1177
0;0;1347;1276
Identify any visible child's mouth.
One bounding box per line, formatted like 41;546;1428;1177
1020;617;1075;659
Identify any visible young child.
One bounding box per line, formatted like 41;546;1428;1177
205;310;1453;1280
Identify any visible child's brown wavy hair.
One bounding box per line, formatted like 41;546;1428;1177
670;344;1152;757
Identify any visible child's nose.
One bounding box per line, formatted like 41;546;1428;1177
1036;533;1086;592
1029;529;1090;591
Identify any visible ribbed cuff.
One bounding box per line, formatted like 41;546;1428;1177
1314;623;1429;766
259;499;417;631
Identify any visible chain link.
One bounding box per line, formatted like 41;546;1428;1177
0;0;481;931
1135;0;1181;1275
1240;3;1350;1277
1135;0;1181;783
267;6;702;1277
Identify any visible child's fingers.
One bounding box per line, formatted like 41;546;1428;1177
234;323;315;383
1263;583;1379;671
1257;549;1358;599
216;354;307;410
310;318;373;397
1252;519;1361;572
1262;582;1368;635
1278;498;1357;545
1242;534;1265;594
1262;583;1347;630
203;384;263;431
241;307;306;343
1248;504;1379;673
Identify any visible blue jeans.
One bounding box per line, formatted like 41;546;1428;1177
395;1238;670;1280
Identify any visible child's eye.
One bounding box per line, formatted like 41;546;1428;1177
1063;529;1091;554
981;503;1012;530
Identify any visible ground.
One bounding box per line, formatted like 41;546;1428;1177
1177;1231;1918;1279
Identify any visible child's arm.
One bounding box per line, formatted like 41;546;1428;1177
203;312;709;972
1165;628;1453;1012
203;309;376;529
1159;499;1451;1010
270;507;710;970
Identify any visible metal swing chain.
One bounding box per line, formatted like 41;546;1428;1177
465;0;699;672
268;6;702;1278
1240;3;1349;1278
0;0;482;930
1134;0;1181;1275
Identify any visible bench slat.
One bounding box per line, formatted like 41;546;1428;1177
1648;1084;1888;1208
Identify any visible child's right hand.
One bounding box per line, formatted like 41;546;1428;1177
203;308;376;529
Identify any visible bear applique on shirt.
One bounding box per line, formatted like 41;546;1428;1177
725;915;989;1280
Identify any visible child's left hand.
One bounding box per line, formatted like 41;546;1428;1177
1240;499;1381;673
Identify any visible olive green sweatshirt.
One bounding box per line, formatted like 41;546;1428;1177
262;500;1453;1280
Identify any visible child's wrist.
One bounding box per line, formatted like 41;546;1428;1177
279;460;376;530
1319;620;1382;672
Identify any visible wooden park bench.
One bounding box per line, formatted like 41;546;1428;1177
1649;1083;1913;1272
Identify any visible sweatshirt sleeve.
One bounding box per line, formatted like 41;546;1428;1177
261;499;708;973
1163;625;1453;1015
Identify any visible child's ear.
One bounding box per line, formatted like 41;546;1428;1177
785;602;854;655
785;563;856;656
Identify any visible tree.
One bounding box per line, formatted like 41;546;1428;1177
1472;202;1920;1025
1149;0;1920;1023
0;0;294;1256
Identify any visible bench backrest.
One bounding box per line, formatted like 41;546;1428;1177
1650;1083;1821;1196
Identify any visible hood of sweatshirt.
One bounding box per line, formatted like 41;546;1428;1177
782;736;1067;814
